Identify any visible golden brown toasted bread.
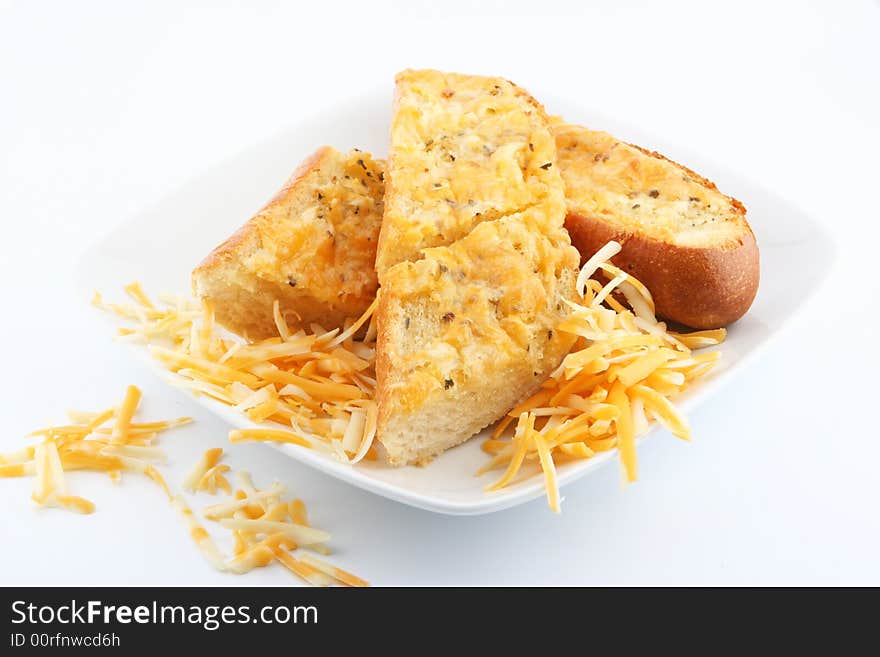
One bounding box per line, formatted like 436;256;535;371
375;69;564;280
192;147;384;340
375;70;579;466
554;123;758;328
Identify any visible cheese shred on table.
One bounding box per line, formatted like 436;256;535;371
477;240;725;512
94;289;379;463
1;384;188;513
0;386;367;586
172;466;367;587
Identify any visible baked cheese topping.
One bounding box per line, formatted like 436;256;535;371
377;70;580;440
383;215;577;413
247;148;384;313
554;123;747;248
377;69;563;277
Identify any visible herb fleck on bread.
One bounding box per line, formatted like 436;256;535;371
376;70;579;466
193;147;385;340
555;123;758;328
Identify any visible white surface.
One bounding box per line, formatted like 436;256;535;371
1;0;878;585
77;87;833;515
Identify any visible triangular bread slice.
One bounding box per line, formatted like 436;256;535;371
377;214;578;465
192;146;384;340
554;123;758;328
375;70;580;465
375;69;566;280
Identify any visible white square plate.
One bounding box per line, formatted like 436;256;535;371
75;87;834;515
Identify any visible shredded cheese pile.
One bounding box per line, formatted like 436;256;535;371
94;248;723;515
175;453;367;587
94;283;378;463
1;385;367;586
478;241;725;512
0;384;190;513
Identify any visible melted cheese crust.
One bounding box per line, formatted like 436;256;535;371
246;150;384;313
554;123;747;248
376;69;563;278
378;70;579;436
382;215;578;414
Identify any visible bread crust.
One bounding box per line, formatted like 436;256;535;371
192;146;384;339
193;147;331;278
556;124;759;328
565;210;759;328
374;287;393;444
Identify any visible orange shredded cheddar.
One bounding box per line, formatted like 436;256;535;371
479;241;723;511
229;429;311;449
1;385;367;586
174;461;367;586
111;385;142;444
183;448;225;493
299;553;369;587
93;255;719;516
98;285;378;463
1;386;189;514
271;546;332;587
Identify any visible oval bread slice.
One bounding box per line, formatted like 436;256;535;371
555;123;759;328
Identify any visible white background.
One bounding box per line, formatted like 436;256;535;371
1;0;879;586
